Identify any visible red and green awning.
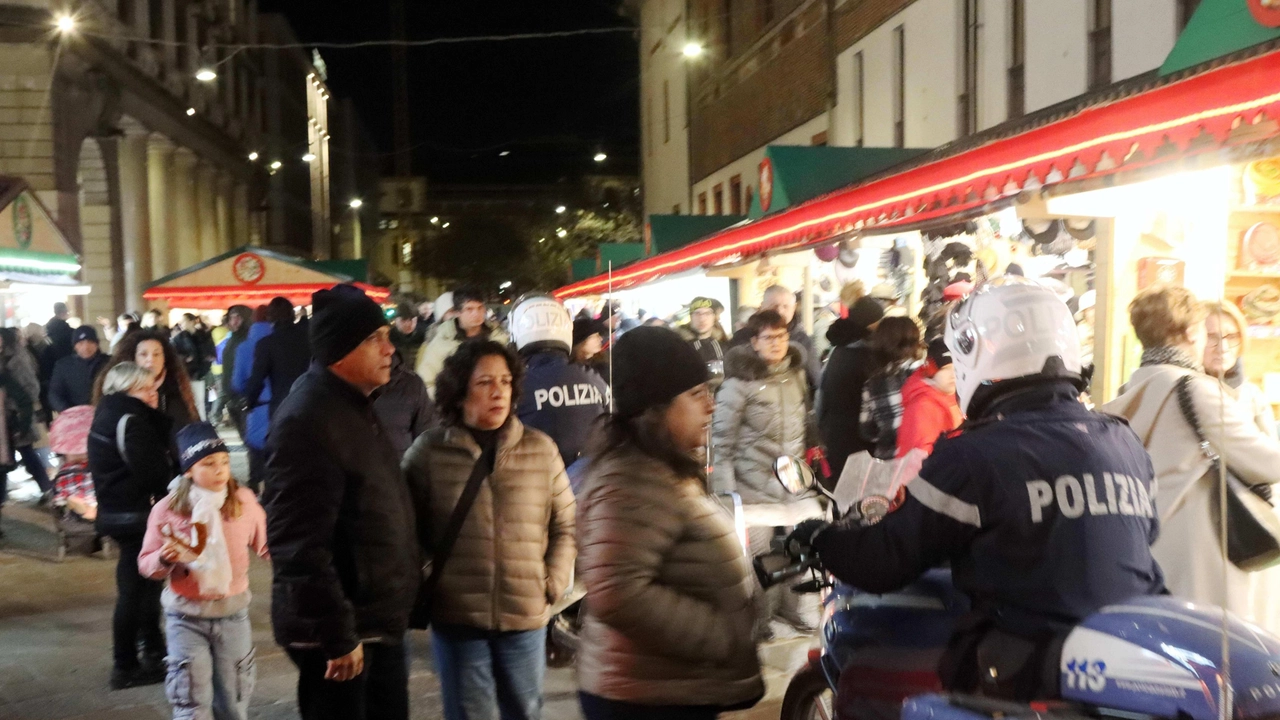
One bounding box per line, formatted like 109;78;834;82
556;43;1280;299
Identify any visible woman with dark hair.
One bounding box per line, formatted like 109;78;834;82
94;328;198;433
576;326;763;719
858;316;924;459
403;339;575;720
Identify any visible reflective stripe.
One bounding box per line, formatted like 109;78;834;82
908;477;982;528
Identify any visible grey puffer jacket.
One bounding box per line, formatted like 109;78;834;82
710;345;811;504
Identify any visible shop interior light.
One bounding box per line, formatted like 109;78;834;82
247;151;259;161
54;14;76;34
301;153;317;163
195;68;218;82
349;198;363;209
1;283;91;295
186;107;196;116
682;42;704;58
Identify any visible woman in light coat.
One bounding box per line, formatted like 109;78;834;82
1103;286;1280;616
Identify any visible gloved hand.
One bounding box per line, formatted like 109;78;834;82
786;519;830;560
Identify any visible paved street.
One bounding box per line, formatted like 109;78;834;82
0;446;805;720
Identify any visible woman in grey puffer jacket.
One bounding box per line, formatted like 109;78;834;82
710;311;811;503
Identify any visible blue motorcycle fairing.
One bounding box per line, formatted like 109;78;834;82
1059;595;1280;720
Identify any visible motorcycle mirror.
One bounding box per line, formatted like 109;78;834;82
773;455;817;495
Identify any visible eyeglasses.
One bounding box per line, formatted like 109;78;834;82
756;331;790;344
1208;332;1243;350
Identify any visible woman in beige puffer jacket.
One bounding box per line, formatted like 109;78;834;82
403;339;575;720
577;326;763;720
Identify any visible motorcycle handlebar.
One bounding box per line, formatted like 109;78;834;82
754;554;820;589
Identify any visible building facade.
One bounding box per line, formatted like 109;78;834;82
636;0;1199;219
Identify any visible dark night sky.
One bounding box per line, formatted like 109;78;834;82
256;1;639;185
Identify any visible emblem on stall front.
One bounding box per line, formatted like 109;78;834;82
1249;0;1280;27
232;252;265;285
759;157;775;212
12;194;32;250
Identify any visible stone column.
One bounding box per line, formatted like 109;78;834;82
118;132;152;312
233;182;255;247
161;0;177;77
147;135;176;277
196;163;219;260
172;148;200;269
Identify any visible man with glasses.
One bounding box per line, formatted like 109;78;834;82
677;297;729;385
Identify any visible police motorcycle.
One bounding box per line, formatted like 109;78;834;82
762;453;1280;720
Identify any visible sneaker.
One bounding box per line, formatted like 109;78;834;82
109;665;165;690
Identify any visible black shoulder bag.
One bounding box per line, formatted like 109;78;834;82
408;447;493;629
1174;375;1280;571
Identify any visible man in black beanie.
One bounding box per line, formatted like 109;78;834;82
264;284;422;720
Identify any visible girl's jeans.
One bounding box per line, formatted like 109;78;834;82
164;609;256;720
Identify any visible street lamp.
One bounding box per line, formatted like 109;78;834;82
555;205;566;214
430;216;440;225
54;14;76;34
499;151;510;157
301;153;316;163
269;160;283;171
499;281;513;290
594;152;608;163
186;107;196;116
556;228;568;238
349;198;363;209
682;42;704;58
195;68;218;82
442;222;451;228
247;151;259;161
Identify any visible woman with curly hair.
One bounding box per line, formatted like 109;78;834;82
403;338;575;720
94;328;198;434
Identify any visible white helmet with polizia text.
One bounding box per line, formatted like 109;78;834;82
944;276;1083;416
510;294;573;355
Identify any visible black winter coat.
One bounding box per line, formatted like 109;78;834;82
264;367;423;659
818;340;878;479
48;351;109;411
87;393;175;535
372;354;435;460
245;320;311;418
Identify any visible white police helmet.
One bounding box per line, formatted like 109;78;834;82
510;294;572;354
944;276;1083;416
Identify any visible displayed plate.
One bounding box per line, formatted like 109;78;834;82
1245;222;1280;268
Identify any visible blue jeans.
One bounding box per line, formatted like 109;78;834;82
164;610;256;720
431;623;546;720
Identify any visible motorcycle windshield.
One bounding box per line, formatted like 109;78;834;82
831;448;927;515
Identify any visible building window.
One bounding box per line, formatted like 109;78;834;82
959;0;980;136
730;175;742;214
1177;0;1201;31
713;184;724;215
698;192;708;215
893;25;905;148
1008;0;1025;118
811;131;828;146
852;51;865;147
1088;0;1112;90
663;81;671;144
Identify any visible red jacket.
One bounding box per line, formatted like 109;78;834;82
895;369;962;458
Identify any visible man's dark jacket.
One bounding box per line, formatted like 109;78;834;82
245;320;311;418
221;328;250;397
516;350;609;467
372;354;435;460
174;329;215;379
818;339;878;479
48;351;109;411
87;393;175;533
264;366;422;659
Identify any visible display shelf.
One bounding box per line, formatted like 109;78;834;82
1229;270;1280;278
1232;205;1280;214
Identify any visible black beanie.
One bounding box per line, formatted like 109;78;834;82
612;326;708;418
310;284;387;367
847;296;886;330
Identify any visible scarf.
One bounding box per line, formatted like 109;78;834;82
1139;346;1201;373
178;481;233;597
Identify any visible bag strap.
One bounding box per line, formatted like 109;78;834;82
426;443;495;589
1173;375;1219;462
115;413;134;465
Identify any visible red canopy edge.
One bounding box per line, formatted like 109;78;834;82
555;47;1280;299
143;283;391;310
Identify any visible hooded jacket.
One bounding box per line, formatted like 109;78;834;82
895;368;962;458
402;418;575;631
416;319;510;400
710;345;810;504
576;444;764;707
232;322;273;451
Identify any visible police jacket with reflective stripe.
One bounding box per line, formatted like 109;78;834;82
813;381;1166;637
516;350;609;467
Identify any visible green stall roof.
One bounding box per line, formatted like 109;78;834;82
571;258;598;283
598;243;646;269
748;145;930;219
1162;0;1280;75
648;214;747;255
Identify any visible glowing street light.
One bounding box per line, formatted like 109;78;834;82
499;151;510;157
301;153;317;163
269;160;283;171
54;14;76;34
430;216;440;225
555;205;566;214
539;237;547;243
682;42;704;58
499;281;513;290
593;152;607;163
195;68;218;82
186;107;196;116
442;222;451;228
247;151;259;161
556;228;568;238
349;198;363;209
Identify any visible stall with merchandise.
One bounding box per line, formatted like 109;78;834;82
0;178;88;328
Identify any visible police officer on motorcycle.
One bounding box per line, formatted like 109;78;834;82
511;294;611;468
791;278;1165;701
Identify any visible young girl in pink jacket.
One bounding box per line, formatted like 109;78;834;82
138;422;268;720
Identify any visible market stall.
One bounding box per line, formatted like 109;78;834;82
143;246;389;316
0;177;88;328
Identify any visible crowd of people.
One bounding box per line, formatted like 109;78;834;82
2;272;1280;719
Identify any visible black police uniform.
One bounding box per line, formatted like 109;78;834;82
811;381;1166;699
516;350;610;467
